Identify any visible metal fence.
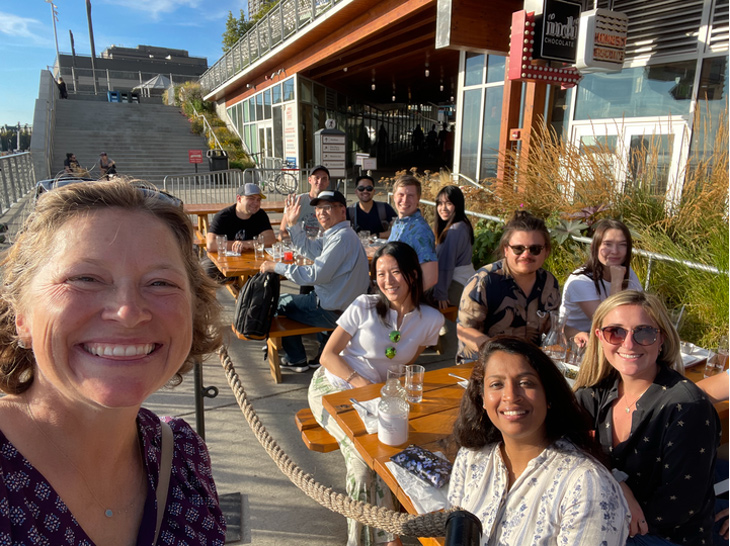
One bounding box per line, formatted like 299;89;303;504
0;153;35;214
200;0;342;92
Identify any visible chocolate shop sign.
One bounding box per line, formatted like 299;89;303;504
534;0;582;63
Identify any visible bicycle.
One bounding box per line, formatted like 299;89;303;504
250;154;299;195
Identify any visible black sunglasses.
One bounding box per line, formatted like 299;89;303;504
357;186;374;192
508;244;544;256
600;326;659;346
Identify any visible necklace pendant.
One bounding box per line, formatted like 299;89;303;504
105;509;113;518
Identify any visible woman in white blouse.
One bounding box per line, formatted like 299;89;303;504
560;219;642;345
308;241;444;546
448;336;629;545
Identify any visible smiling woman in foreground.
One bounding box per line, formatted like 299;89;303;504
0;180;225;545
448;336;629;545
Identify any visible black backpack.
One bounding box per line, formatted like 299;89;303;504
233;272;280;340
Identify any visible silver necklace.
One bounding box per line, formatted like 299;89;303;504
26;402;139;518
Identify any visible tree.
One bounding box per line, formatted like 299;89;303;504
222;10;255;53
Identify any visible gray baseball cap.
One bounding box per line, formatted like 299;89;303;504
237;183;266;199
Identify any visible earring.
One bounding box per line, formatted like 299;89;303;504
18;339;28;349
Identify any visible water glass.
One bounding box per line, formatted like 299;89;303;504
215;234;227;257
405;365;425;404
704;350;719;378
272;241;283;261
253;235;265;258
717;335;729;371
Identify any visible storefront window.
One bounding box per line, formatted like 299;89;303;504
264;89;272;119
272;83;282;104
256;93;263;120
460;89;482;180
300;78;312;103
486;55;505;84
480;87;503;180
575;61;696;119
690;56;728;165
243;98;250;122
283;78;295;101
465;53;485;87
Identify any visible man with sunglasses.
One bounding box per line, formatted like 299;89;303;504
346;175;396;239
260;190;369;372
456;210;560;363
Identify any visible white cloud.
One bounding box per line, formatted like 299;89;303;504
0;12;46;44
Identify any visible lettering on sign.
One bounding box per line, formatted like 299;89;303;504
188;150;203;164
535;0;582;62
575;8;628;73
322;135;346;144
323;144;346;152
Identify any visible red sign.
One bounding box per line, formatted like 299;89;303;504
188;150;203;164
508;10;582;89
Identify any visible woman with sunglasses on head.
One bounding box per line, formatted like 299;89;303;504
308;241;444;546
427;185;475;311
449;336;629;545
574;291;720;546
561;219;642;346
456;210;560;364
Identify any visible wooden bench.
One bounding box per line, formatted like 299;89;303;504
233;316;334;383
295;408;339;453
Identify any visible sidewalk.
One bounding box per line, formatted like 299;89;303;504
143;282;460;545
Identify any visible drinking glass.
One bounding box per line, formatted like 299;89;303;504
272;241;283;261
405;365;425;403
253;235;265;259
704;350;718;378
215;234;227;257
717;335;729;371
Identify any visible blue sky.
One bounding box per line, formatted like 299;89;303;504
1;0;248;127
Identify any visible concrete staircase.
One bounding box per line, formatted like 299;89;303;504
51;99;212;184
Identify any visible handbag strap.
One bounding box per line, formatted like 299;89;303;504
153;420;174;545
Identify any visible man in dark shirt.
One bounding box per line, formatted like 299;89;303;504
202;183;276;281
346;175;396;239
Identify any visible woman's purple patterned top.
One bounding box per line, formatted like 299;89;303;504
0;407;226;545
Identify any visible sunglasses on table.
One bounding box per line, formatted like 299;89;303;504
357;186;374;192
507;244;545;256
600;326;660;346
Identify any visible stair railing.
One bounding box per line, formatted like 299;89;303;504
178;87;225;151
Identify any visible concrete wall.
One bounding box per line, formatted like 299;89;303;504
29;70;59;181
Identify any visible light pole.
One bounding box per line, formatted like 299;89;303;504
44;0;60;64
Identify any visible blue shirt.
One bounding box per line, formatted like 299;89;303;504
275;220;370;312
388;210;437;263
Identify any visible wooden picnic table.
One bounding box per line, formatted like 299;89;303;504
184;201;286;233
321;359;728;545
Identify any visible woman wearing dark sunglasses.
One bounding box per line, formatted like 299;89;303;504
574;291;720;546
456;210;560;363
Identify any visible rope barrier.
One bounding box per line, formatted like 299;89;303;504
218;346;455;537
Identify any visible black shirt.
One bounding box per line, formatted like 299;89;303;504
346;201;396;236
209;205;272;241
575;366;720;545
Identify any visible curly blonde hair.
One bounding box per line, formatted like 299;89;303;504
0;179;223;394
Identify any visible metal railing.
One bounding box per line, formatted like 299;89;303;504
410;196;726;291
0;153;35;214
56;65;201;96
200;0;343;92
178;87;225;151
162;170;247;207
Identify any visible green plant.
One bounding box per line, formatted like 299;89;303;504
472;220;503;267
550;218;588;246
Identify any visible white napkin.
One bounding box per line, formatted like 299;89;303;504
385;451;451;514
352;397;380;434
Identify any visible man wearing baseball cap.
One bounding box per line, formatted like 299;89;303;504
261;189;369;372
279;165;330;240
203;183;276;281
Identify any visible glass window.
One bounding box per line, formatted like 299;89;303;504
256;93;263;120
690;56;728;164
628;134;674;195
300;78;312;103
486;55;506;84
313;83;325;107
272;83;282;104
460;89;482;180
243;98;250;122
465;53;485;87
479;86;503;180
249;98;256;122
273;106;283;159
283;78;295;101
264;89;272;119
575;61;696;119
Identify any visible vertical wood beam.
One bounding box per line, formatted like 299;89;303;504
521;81;547;171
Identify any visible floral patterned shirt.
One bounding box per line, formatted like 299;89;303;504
447;439;629;545
0;408;226;545
388;210;438;264
456;260;560;363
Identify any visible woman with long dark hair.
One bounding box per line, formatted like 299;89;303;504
449;336;629;545
308;241;444;546
560;219;642;345
429;185;475;311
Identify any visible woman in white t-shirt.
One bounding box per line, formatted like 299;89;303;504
308;241;444;546
560;219;642;345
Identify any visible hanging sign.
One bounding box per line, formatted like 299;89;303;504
508;10;582;88
575;8;629;73
534;0;581;62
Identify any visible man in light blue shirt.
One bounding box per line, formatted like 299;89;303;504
388;174;438;290
261;190;370;372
